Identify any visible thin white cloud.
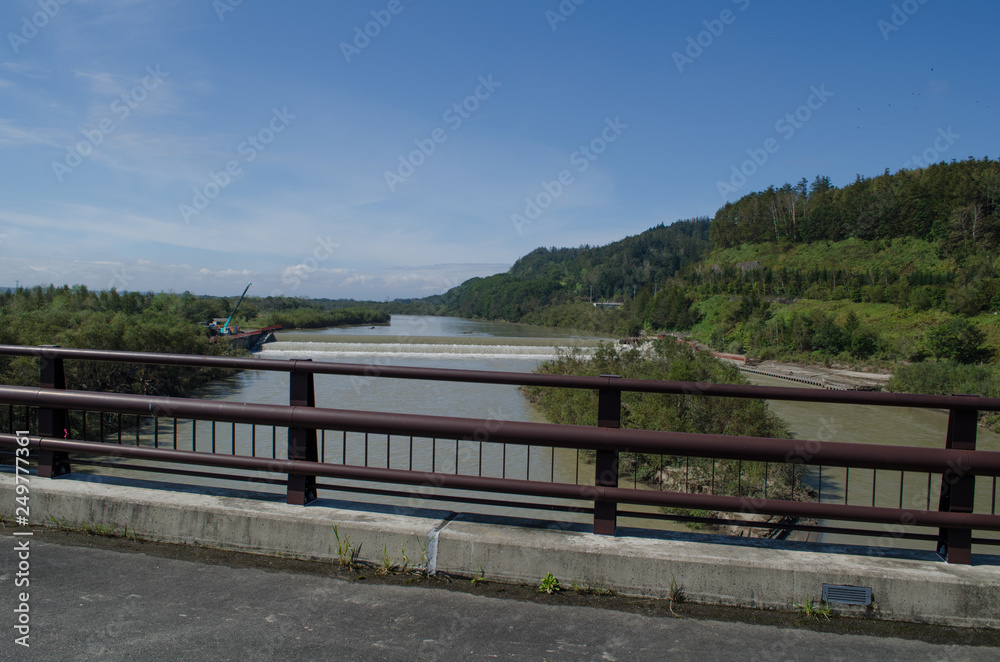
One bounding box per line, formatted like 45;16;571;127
0;119;61;147
0;60;48;77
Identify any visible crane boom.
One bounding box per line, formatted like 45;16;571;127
221;282;252;334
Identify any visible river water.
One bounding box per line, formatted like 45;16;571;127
166;315;605;523
128;315;998;553
745;373;1000;552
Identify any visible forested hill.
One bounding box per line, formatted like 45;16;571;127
390;157;1000;363
418;218;711;327
710;157;1000;255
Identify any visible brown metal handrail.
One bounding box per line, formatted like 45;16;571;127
2;386;999;476
3;432;999;534
1;344;997;410
0;344;997;564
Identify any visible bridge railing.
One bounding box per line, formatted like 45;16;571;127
1;344;999;564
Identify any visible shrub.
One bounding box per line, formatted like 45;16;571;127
926;318;991;364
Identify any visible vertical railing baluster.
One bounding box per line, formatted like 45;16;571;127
937;403;978;565
992;476;997;515
37;346;70;477
286;359;318;505
593;375;621;536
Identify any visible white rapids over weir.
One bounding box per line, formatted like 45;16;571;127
260;334;601;362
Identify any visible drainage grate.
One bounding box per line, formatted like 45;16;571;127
822;584;872;605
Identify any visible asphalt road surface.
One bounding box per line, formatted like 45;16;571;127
1;531;996;661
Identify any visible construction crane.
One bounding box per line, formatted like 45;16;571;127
219;282;252;335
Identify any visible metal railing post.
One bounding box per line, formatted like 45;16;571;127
937;403;978;564
594;375;621;536
37;345;71;477
287;359;318;505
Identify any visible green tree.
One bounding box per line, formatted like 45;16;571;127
926;319;990;364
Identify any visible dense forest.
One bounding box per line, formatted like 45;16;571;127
389;218;713;334
709;158;1000;253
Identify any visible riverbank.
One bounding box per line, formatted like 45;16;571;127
736;359;892;390
655;333;893;390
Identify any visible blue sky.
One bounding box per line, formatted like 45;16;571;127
1;0;998;299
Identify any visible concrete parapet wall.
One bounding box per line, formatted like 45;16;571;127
3;474;998;629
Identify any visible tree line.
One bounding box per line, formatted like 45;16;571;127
0;285;387;397
709;158;1000;256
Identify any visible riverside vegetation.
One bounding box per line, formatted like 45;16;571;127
524;338;809;530
0;285;387;435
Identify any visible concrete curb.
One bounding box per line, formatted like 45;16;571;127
3;474;998;629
